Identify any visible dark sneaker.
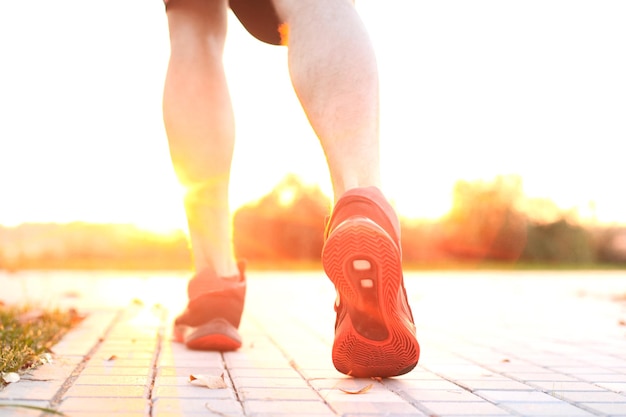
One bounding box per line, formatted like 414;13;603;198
322;187;420;378
173;261;246;351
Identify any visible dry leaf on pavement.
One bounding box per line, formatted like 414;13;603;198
339;383;373;395
189;373;228;389
2;372;20;384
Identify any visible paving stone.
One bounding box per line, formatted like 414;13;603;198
157;366;226;377
4;272;626;417
0;380;62;401
58;397;150;412
0;400;52;416
73;375;149;386
528;380;605;392
152;385;236;399
552;390;626;403
454;378;535;391
475;390;562;403
500;401;596;416
419;400;510;416
402;388;485;402
232;376;310;389
243;399;332;415
153;398;244;414
238;387;321;401
227;367;302;378
329;401;420;416
63;384;148;398
577;402;626;415
80;365;152;376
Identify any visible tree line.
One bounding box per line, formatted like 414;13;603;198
1;174;625;271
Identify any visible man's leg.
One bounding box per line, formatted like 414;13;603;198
272;0;420;378
272;0;382;201
164;0;246;352
163;0;238;277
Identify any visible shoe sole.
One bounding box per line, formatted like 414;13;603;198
174;318;242;351
322;216;420;378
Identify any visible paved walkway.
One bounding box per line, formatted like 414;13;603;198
1;270;626;417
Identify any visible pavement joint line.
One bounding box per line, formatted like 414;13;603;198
380;379;444;417
220;352;243;416
147;306;168;417
47;308;125;411
245;316;340;416
421;357;608;417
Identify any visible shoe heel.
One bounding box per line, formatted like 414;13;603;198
323;217;419;377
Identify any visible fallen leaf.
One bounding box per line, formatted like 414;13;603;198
2;372;20;383
618;319;626;327
370;376;383;382
339;383;373;395
501;358;511;363
106;355;117;361
189;373;228;389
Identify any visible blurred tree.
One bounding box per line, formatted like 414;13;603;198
439;175;527;261
522;219;595;264
233;174;330;262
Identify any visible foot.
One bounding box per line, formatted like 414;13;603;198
322;187;420;378
173;262;246;351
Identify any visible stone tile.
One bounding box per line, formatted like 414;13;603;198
243;400;331;415
153;398;243;414
154;375;193;387
0;400;52;416
232;376;310;389
238;387;320;401
419;400;510;416
297;368;347;380
152;385;235;399
577;373;626;382
59;397;150;412
578;402;626;415
63;384;147;398
383;378;464;391
501;401;595;416
80;365;151;376
157;366;225;377
453;378;533;391
74;374;149;386
403;388;484;402
329;401;420;416
503;372;579;382
227;367;302;378
529;380;605;392
475;390;562;403
93;350;154;361
0;380;61;401
595;381;626;392
86;357;153;368
320;387;403;403
308;378;385;391
553;390;626;403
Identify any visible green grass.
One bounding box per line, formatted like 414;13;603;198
0;304;80;386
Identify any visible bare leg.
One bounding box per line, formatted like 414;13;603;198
163;0;238;277
272;0;382;201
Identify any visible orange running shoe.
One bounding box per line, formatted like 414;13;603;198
173;262;246;351
322;187;420;378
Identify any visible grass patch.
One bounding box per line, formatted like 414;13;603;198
0;304;81;388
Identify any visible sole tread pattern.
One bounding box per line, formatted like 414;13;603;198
322;217;419;378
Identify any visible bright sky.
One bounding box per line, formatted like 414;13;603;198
1;1;625;232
